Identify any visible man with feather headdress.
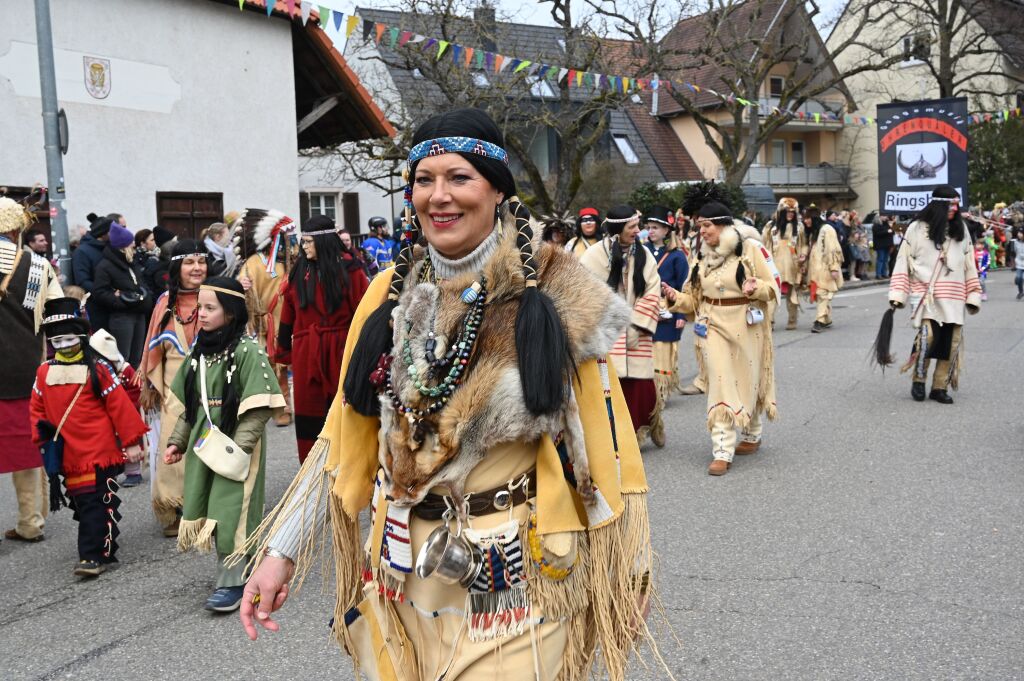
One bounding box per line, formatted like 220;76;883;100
233;209;297;427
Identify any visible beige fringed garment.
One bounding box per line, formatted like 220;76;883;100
806;224;844;293
669;226;779;430
237;230;666;681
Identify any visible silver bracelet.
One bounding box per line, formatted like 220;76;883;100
264;547;293;562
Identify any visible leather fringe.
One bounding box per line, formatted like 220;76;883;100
519;523;591;621
225;437;338;594
177;517;216;553
706;403;750;432
152;497;183;527
755;317;778;421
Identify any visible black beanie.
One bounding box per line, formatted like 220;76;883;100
90;216;113;238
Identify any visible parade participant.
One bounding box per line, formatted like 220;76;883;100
540;211;573;246
237;108;656;681
662;202;779;475
163;277;284;611
276;215;369;462
581;204;663;446
90;330;146;487
233;209;297;427
762;198;804;330
803;205;844;333
644;205;688;447
0;197;62;544
138;240;207;537
565;206;603;258
876;186;981;404
30;297;147;576
362;216;397;273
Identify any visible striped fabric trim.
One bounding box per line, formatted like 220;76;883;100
147;330;186;354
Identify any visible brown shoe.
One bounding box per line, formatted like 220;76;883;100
708;459;730;476
5;529;44;542
680;383;704;396
735;440;761;455
162;518;180;538
274;412;293;427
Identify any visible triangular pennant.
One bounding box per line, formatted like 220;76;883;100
437;40;450;59
266;0;275;16
425;37;437;50
474;50;485;69
495;55;506;72
464;47;474;67
506;58;520;72
548;66;559;80
286;0;296;16
557;68;568;82
568;69;576;86
362;19;374;40
514;60;531;73
332;10;344;32
451;45;462;64
346;15;359;38
375;23;386;43
408;34;426;44
485;52;494;70
319;6;329;28
238;0;244;9
398;31;413;48
300;1;312;25
528;63;541;76
813;112;821;123
575;70;583;87
387;26;399;48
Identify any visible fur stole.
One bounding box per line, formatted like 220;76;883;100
380;217;631;507
700;225;741;272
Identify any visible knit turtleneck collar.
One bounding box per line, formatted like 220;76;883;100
427;226;501;280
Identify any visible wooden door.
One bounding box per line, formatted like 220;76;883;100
156;192;224;240
342;192;360;234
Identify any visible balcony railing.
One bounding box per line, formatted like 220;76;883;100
720;164;851;188
757;96;847;117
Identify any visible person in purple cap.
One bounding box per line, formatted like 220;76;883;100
93;223;152;366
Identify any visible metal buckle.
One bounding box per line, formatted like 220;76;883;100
493;489;512;511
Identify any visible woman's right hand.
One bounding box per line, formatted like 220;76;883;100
240;555;295;640
163;445;183;464
239;275;253;291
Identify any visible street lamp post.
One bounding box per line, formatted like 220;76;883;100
34;0;71;282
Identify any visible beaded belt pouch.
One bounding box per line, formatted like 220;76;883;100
463;519;530;642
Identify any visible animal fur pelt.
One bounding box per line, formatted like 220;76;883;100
380;215;630;508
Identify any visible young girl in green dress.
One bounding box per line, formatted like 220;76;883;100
163;277;285;612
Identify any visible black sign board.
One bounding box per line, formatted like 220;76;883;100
876;97;968;214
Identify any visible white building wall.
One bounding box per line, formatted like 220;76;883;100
0;0;300;235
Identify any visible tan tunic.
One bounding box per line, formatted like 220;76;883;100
806;224;844;293
580;237;661;379
761;219;803;286
565;236;598;260
889;220;982;326
668;227;778;429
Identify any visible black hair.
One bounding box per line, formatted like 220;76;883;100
161;239;208;327
343;107;572;417
182;277;249;436
604;204;649;297
807;216;825;246
775;208;799;239
292;216;351;313
915;201;965;246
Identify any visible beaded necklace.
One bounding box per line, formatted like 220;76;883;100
384;251;488;446
174;290;199;325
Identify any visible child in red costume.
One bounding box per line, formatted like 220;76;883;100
30;298;148;577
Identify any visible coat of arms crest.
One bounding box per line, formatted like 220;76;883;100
83;57;111;99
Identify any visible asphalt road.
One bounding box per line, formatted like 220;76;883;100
1;272;1021;680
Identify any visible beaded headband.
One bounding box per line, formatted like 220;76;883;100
302;228;339;236
171;252;206;261
931;195;959;202
603;211;641;225
408;137;510;167
200;284;247;300
42;314;81;324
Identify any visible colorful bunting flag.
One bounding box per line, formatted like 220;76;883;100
286;0;296;16
319;6;329;28
437;40;449;59
346;14;359;38
300;1;311;25
266;0;275;16
362;18;373;40
238;0;244;9
332;10;343;32
399;30;413;48
375;23;386;44
514;60;531;73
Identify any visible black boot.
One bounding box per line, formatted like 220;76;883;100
811;321;823;334
929;389;954;404
911;382;926;401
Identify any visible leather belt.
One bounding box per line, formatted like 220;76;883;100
702;296;749;306
413;469;534;521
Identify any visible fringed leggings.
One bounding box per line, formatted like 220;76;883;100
69;465;123;563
